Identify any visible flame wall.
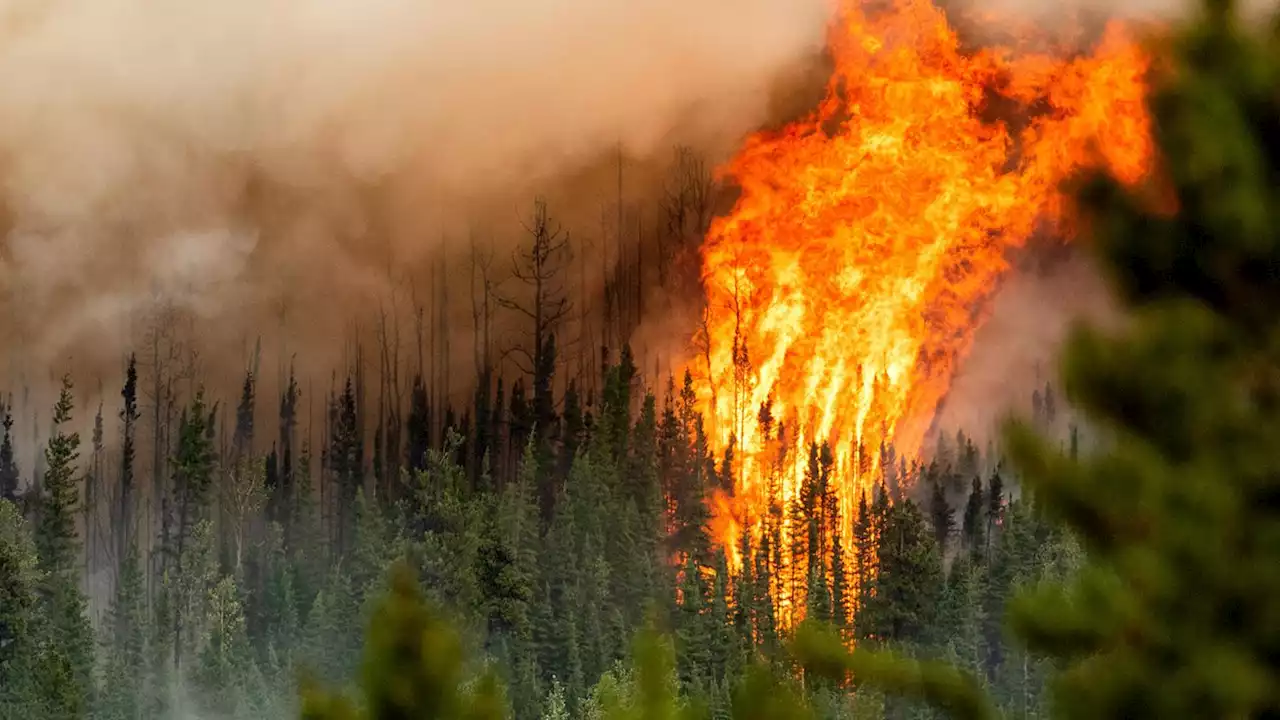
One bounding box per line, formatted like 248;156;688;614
691;0;1153;591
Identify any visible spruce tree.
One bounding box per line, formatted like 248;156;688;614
32;375;94;716
35;375;82;580
863;501;942;646
793;1;1280;717
99;539;147;720
997;1;1280;714
830;516;850;634
852;491;876;641
676;553;711;691
328;378;363;557
0;499;39;709
0;401;16;506
929;477;955;556
961;477;985;559
300;562;505;720
118;354;140;570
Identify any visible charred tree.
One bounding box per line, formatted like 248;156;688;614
498;198;572;512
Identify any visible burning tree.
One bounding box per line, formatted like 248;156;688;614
795;0;1280;718
691;0;1154;622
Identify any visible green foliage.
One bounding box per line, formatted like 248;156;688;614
0;499;40;709
27;376;95;718
998;1;1280;716
793;623;995;720
823;0;1280;718
98;541;148;720
5;93;1232;718
300;561;506;720
36;375;82;580
194;575;254;717
862;501;942;646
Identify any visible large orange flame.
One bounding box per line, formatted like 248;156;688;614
692;0;1152;585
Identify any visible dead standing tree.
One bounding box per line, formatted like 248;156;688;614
469;234;499;484
498;198;571;508
661;146;716;288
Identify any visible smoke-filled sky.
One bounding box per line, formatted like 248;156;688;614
0;0;837;374
0;0;1267;452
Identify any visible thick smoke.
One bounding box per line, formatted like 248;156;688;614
932;248;1119;449
0;0;834;375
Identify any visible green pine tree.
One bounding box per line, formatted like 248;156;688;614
998;1;1280;715
31;375;94;717
98;541;147;720
788;1;1280;718
299;561;506;720
0;499;40;712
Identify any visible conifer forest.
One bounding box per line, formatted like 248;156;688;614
4;0;1280;717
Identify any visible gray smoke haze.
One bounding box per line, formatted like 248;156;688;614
3;0;1269;456
0;0;835;379
932;249;1120;451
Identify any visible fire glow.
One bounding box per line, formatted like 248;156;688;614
691;0;1153;615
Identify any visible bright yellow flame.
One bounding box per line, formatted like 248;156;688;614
690;0;1153;622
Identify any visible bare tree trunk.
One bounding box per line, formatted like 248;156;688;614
636;210;644;338
578;232;589;386
429;253;440;446
440;249;450;434
355;337;366;493
600;205;612;357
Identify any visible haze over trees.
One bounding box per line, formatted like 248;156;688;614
295;0;1280;718
0;0;1266;716
0;153;1071;720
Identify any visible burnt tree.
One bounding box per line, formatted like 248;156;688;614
499;198;571;512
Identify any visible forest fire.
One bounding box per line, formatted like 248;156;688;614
693;0;1153;586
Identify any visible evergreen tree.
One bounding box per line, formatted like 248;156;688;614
330;377;362;558
928;477;954;556
234;369;256;459
118;354;140;571
291;440;326;621
560;380;584;481
0;401;16;506
997;5;1280;714
484;437;539;646
676;553;711;691
802;3;1280;717
35;375;82;580
852;491;876;641
830;516;850;634
31;375;94;716
984;469;1003;562
299;565;361;686
864;500;942;646
961;476;985;559
708;549;737;684
542;679;569;720
278;367;301;541
407;374;431;476
99;542;147;720
0;499;39;709
300;562;504;720
149;570;176;717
